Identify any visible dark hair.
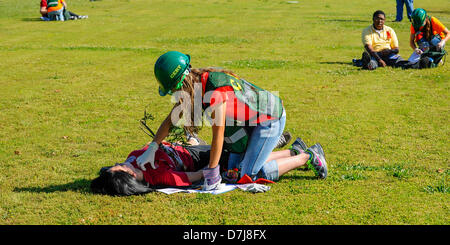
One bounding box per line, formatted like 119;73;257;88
90;170;154;196
373;10;385;19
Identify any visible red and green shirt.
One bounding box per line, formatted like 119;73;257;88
201;71;283;125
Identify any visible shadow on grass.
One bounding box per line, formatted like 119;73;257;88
319;61;353;65
13;179;91;194
427;10;450;14
280;175;318;181
21;18;43;22
327;19;369;23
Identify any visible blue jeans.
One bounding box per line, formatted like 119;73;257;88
228;110;286;181
48;9;64;21
396;0;414;21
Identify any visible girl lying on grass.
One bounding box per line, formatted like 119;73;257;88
90;137;327;196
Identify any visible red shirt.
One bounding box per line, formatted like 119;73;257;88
127;143;195;187
201;72;278;124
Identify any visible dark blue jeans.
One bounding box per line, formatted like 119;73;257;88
396;0;414;21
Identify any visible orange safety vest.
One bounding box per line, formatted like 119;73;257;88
47;0;64;13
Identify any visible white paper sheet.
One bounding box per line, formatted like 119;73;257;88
156;184;238;195
408;52;421;63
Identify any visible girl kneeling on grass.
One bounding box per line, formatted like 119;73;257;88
45;0;67;21
407;8;449;68
135;51;328;191
90;138;325;196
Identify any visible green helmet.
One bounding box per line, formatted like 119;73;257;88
411;8;427;32
154;51;191;96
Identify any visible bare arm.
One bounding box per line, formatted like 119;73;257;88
365;44;380;59
40;6;47;15
379;48;399;56
185;171;204;183
410;33;417;50
435;28;450;51
364;44;386;67
441;28;450;43
208;102;226;169
152;111;173;145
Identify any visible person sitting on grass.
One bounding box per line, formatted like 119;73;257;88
45;0;66;21
360;10;404;70
40;0;88;21
90;137;327;196
405;8;449;68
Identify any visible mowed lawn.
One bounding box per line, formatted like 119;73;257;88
0;0;448;225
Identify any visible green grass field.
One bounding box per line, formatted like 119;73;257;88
0;0;448;225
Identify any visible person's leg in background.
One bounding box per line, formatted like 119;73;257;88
405;0;414;22
395;0;405;22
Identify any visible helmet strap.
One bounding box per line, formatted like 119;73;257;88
169;68;190;95
177;69;190;88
